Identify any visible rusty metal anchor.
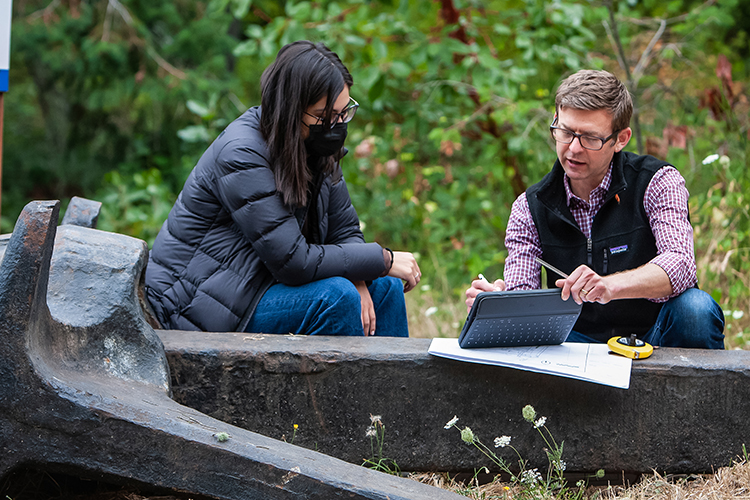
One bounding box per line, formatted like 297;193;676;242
0;200;461;500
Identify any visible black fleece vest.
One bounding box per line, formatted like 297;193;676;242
526;151;670;341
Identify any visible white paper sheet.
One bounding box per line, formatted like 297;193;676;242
428;338;632;389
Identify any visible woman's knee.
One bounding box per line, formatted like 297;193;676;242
315;277;361;312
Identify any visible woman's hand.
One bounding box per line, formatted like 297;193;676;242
353;280;376;336
388;251;421;292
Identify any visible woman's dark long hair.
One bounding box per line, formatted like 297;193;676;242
260;41;353;207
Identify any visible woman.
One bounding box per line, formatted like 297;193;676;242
145;41;420;337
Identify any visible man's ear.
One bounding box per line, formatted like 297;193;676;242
614;127;632;152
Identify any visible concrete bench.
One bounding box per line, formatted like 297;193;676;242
159;331;750;476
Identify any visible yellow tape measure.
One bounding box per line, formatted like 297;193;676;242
608;334;654;359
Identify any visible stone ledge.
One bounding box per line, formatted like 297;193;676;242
159;332;750;475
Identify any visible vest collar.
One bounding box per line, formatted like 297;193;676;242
536;151;629;211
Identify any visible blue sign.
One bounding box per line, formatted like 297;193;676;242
1;0;12;92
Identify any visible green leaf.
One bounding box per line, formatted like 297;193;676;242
186;100;211;119
368;73;386;102
177;126;212;143
232;0;252;20
390;61;411;78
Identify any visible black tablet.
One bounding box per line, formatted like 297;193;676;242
458;289;582;348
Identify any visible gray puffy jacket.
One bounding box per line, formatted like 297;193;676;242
145;106;385;332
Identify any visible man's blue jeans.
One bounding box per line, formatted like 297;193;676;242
246;276;409;337
566;288;725;349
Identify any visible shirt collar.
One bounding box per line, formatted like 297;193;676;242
564;162;614;208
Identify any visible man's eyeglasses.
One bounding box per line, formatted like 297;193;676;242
550;123;619;151
305;97;359;129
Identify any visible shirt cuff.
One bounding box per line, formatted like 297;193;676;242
649;253;697;302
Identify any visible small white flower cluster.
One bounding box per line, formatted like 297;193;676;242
366;414;383;438
494;435;511;448
702;153;731;166
553;460;567;472
724;309;745;320
520;468;542;485
534;416;547;428
444;415;459;429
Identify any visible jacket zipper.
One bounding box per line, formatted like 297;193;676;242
603;247;608;275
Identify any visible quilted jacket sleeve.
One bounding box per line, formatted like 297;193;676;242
323;166;367;246
214;139;384;286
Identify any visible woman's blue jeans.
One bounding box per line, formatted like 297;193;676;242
246;276;409;337
566;288;725;349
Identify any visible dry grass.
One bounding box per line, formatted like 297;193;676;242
601;463;750;500
410;459;750;500
405;285;466;339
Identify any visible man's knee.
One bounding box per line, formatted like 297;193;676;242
658;288;725;348
670;288;723;322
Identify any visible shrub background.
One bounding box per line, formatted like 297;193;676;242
4;0;748;345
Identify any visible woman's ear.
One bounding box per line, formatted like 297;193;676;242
614;127;632;152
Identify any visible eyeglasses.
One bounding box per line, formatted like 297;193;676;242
550;125;619;151
305;97;359;129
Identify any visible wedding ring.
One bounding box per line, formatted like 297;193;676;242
581;289;590;295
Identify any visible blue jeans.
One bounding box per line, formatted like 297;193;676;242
246;276;408;337
566;288;725;349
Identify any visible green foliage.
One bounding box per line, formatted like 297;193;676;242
97;167;176;246
4;0;749;345
3;0;239;230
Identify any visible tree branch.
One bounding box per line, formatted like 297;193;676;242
602;0;644;155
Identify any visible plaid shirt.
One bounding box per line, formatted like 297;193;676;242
503;164;696;301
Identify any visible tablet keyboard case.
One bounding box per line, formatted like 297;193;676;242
459;289;582;348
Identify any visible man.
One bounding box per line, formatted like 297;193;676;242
466;70;724;348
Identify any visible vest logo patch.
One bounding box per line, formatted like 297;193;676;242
610;245;628;254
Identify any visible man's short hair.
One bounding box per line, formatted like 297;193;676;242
555;70;633;133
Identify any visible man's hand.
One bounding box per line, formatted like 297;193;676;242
555;265;611;305
353;280;376;336
465;277;506;313
555;263;673;305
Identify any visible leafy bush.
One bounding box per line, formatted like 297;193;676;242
4;0;748;344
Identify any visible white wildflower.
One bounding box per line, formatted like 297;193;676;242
365;426;377;438
444;415;459;429
732;310;745;320
719;155;730;167
554;460;567;472
370;414;382;425
702;153;720;165
520;468;542;485
494;435;511;448
534;416;547;428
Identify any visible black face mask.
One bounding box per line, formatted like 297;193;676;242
304;122;348;158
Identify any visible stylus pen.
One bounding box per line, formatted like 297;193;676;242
535;257;569;279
